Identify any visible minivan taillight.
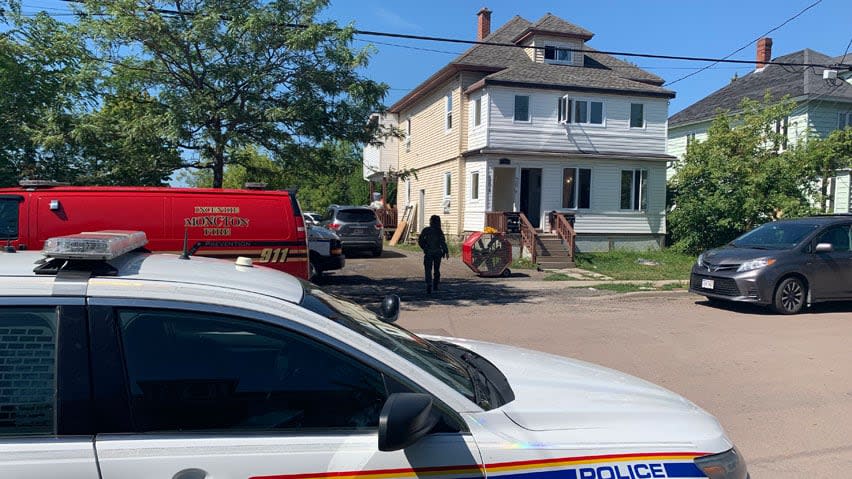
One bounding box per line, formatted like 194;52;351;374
375;223;383;229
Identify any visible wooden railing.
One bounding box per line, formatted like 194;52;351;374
485;211;507;232
374;207;398;228
550;212;576;262
518;212;537;264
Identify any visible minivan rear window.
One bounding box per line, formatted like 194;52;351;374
337;209;377;223
0;197;20;239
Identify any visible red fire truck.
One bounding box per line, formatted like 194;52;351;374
0;182;310;279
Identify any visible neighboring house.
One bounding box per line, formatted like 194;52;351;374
363;9;676;252
667;38;852;211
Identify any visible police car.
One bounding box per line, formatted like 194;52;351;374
0;231;747;479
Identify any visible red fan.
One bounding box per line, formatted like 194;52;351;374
462;232;512;277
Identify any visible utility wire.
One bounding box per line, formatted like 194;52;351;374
49;0;845;71
664;0;823;87
840;37;852;64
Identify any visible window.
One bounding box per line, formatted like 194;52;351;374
544;45;572;64
621;169;648;211
406;180;411;204
686;133;697;147
445;93;453;131
0;197;19;240
558;97;603;125
630;103;645;128
405;118;411;152
839;112;852;129
815;225;851;252
444;172;452;197
562;168;591;209
118;309;388;432
514;95;530;122
0;307;57;436
774;116;789;149
471;172;480;200
473;97;482;127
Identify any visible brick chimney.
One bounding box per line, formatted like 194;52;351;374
756;37;773;70
477;7;492;41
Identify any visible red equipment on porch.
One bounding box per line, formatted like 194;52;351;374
462;232;512;277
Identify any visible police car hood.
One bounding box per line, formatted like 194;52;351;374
445;338;723;436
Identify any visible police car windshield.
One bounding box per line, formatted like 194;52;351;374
299;285;476;403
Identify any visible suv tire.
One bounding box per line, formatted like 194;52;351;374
372;245;383;257
773;277;806;314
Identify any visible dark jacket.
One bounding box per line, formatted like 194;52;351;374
418;226;448;256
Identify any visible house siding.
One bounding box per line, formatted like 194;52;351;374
806;100;852;137
487;86;668;154
834;172;851;213
468;90;489;151
463;156;666;239
463;160;488;232
402;160;463;235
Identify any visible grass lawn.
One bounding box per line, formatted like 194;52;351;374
574;250;695;281
568;281;688;293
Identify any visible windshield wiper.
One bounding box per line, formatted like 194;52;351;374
461;360;492;409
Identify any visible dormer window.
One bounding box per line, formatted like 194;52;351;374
544;45;572;64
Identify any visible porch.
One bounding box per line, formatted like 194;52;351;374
484;210;576;269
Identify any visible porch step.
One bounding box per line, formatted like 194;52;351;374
534;234;575;270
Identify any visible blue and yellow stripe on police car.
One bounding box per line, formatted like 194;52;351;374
251;451;708;479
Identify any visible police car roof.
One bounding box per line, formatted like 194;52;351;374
0;251;304;304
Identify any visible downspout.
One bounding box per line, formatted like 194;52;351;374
457;73;465;236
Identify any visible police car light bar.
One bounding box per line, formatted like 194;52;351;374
43;231;148;261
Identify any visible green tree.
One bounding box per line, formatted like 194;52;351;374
75;0;389;188
795;127;852;212
669;95;818;253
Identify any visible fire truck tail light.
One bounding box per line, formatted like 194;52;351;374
43;231;148;260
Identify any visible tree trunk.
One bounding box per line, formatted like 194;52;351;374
212;154;224;188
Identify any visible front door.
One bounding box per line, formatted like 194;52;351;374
95;306;484;479
520;168;542;228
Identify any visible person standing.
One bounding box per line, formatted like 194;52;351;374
418;215;449;294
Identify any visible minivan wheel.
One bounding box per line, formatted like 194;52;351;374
773;277;806;314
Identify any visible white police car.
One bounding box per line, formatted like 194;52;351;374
0;231;747;479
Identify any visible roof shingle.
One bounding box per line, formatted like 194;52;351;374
669;49;852;127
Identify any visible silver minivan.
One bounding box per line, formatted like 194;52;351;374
690;215;852;314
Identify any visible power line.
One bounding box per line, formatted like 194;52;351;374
49;0;844;71
664;0;823;87
841;37;852;64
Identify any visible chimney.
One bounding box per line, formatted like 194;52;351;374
477;7;492;41
756;37;773;70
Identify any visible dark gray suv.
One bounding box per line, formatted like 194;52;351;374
690;215;852;314
322;205;384;257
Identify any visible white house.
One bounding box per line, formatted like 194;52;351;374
364;9;677;253
667;38;852;211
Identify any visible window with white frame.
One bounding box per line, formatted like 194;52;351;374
558;97;604;125
544;45;572;64
445;93;453;131
686;132;696;147
406;180;411;204
473;97;482;127
514;95;530;122
444;172;452;197
405;118;411;151
839;112;852;129
774;116;789;150
629;103;645;128
620;169;648;211
562;167;591;209
470;171;479;200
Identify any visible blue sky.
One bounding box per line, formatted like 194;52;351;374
321;0;852;115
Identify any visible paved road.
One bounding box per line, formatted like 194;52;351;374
323;248;852;478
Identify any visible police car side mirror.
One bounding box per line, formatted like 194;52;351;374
380;294;400;323
378;393;439;452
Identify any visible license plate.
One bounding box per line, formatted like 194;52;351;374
701;278;715;290
350;228;365;235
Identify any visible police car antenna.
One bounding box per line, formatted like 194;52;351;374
179;229;191;260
